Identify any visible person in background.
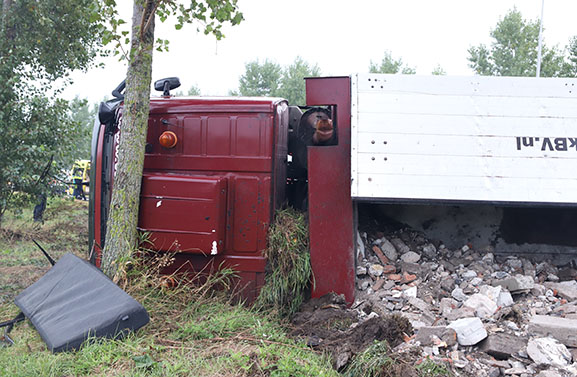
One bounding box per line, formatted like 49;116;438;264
72;167;86;200
33;194;47;223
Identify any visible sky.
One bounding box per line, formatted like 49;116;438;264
63;0;577;104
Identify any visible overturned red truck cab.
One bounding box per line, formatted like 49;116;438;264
89;76;355;303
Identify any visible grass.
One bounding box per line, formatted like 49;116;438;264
415;359;452;377
255;208;311;318
0;198;88;305
343;341;395;377
343;341;452;377
0;198;337;377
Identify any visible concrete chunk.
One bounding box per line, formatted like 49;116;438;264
463;293;498;318
445;306;476;321
536;371;564;377
451;287;467;302
479;284;514;307
368;264;384;277
545;280;577;301
528;315;577;347
400;251;421;264
527;337;571;367
497;290;514;307
479;285;501;303
390;237;410;254
422;244;437;258
399;261;421;275
479;333;527;360
448;317;487;346
415;326;457;347
493;275;534;293
379;237;398;261
356;230;365;259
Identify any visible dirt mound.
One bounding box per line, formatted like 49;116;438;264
291;293;413;370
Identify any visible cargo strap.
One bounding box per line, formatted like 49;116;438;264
0;312;25;347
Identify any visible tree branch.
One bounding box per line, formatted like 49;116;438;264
140;0;160;42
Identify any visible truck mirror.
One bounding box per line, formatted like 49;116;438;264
154;77;181;97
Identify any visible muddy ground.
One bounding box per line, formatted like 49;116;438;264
290;292;416;371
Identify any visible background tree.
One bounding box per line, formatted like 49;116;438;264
431;64;447;75
278;57;320;106
170;84;200;97
234;57;320;105
187;84;201;96
238;59;282;97
69;97;98;160
174;84;201;96
562;36;577;77
369;51;416;74
468;8;566;77
100;0;243;278
0;0;105;223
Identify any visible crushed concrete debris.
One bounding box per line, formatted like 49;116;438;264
452;287;468;301
415;326;457;347
463;293;498;318
544;280;577;301
400;251;421;264
345;222;577;376
448;317;488;346
527;337;572;367
368;263;384;277
480;333;527;360
529;315;577;347
493;275;534;293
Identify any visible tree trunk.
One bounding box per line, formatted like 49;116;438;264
2;0;12;23
0;0;12;231
102;0;156;278
1;0;13;42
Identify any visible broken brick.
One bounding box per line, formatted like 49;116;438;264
401;272;417;284
382;264;396;274
373;278;385;291
372;245;390;265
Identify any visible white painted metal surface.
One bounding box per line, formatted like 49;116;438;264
350;73;577;203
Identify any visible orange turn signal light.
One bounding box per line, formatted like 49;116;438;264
159;131;177;148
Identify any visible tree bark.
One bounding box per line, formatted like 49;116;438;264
0;0;12;229
1;0;13;43
2;0;12;22
102;0;156;278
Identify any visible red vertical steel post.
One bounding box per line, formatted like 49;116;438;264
305;76;355;304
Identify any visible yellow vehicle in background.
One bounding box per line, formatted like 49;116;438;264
67;160;90;199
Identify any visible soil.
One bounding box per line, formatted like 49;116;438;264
0;200;88;306
0;265;51;303
291;292;414;370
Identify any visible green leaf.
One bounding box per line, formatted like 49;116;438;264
132;354;155;369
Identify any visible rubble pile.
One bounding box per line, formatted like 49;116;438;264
352;226;577;376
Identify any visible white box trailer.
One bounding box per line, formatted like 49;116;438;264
350;73;577;204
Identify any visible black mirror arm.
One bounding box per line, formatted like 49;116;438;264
112;80;126;100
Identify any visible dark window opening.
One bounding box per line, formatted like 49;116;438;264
286;105;337;210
